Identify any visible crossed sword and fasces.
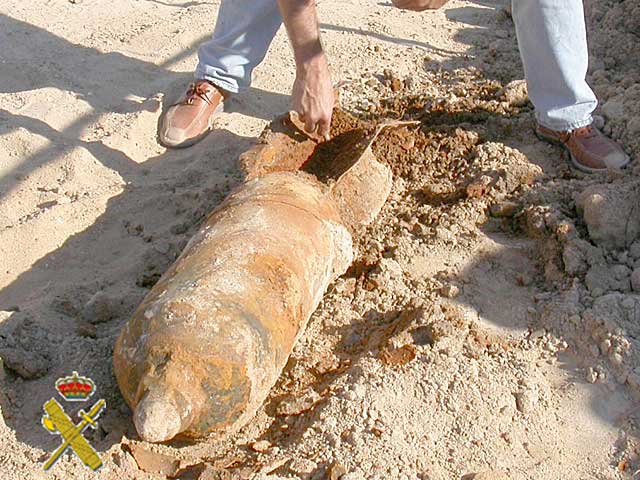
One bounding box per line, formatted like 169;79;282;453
41;397;106;471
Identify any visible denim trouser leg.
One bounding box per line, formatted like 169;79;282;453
512;0;597;131
196;0;598;129
196;0;281;93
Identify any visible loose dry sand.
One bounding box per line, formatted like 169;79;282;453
1;0;639;479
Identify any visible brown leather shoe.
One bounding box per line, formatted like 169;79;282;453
536;123;630;173
159;80;225;148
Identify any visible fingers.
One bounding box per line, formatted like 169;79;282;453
317;116;331;141
303;114;317;137
290;69;334;141
299;111;332;141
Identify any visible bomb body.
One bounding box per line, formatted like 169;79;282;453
114;172;354;441
113;118;394;442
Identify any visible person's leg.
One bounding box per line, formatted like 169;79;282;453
196;0;283;94
511;0;597;131
511;0;629;171
159;0;281;147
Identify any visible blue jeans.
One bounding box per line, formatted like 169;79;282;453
196;0;597;131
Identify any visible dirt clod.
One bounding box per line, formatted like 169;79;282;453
82;290;120;324
251;440;272;453
576;182;640;250
328;462;348;480
124;443;181;477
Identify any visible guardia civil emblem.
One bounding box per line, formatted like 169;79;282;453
41;371;106;471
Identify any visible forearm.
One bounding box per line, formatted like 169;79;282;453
277;0;325;70
278;0;333;138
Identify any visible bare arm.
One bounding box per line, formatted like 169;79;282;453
278;0;334;139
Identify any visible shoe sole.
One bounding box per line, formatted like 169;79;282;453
535;127;630;174
159;102;225;149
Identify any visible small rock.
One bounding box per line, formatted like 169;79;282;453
288;458;317;475
631;269;640;292
76;322;97;338
592;114;605;130
377;258;403;278
576;183;640;250
125;222;144;236
341;473;366;480
529;329;545;340
403;76;415;90
498;80;528;107
562;240;588;276
618;250;629;264
111;447;138;470
612;264;631;281
379;344;417;366
490;200;520;218
627;116;640;136
351;383;367;399
153;240;172;255
466;176;492;198
170;222;189;235
439;284;460;298
586;367;598;384
0;319;53;379
137;248;173;288
599;338;612;355
0;349;51;379
196;465;227;480
328;461;347;480
585;265;611;296
610;352;624;366
601;96;625;119
514;388;538;413
522;208;547;238
276;388;321;416
124;443;180;477
435;226;455;243
51;296;79;317
82;291;120;324
390;78;403;92
251;440;272;453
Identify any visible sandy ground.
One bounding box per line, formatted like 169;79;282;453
1;0;640;479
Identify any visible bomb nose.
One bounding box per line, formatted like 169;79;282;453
133;390;183;442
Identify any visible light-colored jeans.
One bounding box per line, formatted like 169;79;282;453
196;0;597;131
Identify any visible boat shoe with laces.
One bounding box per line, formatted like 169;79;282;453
536;123;630;173
158;80;225;148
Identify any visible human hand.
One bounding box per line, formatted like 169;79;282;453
391;0;449;11
292;54;334;140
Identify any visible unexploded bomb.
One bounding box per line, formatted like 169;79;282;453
113;113;403;442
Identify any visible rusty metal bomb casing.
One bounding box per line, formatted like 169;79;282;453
113;118;394;442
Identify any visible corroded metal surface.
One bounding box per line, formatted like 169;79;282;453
113;112;396;442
